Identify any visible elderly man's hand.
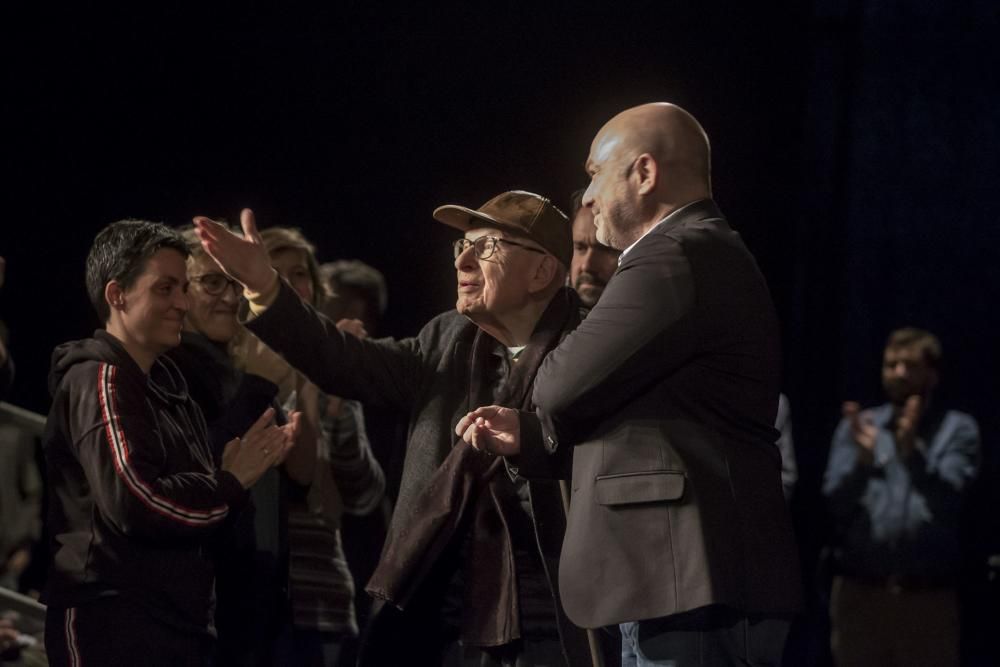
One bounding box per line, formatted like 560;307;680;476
193;209;278;295
455;405;521;456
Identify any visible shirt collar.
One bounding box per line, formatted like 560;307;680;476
617;200;710;266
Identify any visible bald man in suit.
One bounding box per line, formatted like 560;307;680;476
458;103;802;666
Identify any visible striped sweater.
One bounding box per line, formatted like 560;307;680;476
286;398;384;636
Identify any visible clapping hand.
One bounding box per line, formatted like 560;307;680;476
222;407;298;488
842;401;878;464
894;395;922;458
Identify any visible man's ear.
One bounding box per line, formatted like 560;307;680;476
633;153;658;195
529;255;559;294
105;281;125;312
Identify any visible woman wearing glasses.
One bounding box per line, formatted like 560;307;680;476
168;227;313;666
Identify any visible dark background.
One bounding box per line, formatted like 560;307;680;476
2;2;998;664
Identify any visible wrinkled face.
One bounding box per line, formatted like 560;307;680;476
583;129;640;250
117;248;189;354
454;227;546;325
882;345;937;405
184;252;241;343
570;206;621;307
270;248;315;305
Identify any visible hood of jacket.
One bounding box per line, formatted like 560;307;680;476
49;329;190;405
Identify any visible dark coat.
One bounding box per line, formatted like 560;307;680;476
167;332;291;663
521;199;803;629
248;283;596;665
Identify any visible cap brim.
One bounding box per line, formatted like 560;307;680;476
432;205;526;238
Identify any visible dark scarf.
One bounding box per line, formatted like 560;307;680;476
366;288;580;647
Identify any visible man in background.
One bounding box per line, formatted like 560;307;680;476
567;190;620;308
320;260;387;336
823;327;979;667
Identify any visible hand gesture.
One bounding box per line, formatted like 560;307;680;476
193;208;278;294
336;318;368;339
842;401;878;464
221;407;288;488
454;405;521;456
894;394;922;458
274;410;302;465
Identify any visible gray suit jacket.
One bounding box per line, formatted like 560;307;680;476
518;199;802;628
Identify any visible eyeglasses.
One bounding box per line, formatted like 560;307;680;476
453;236;547;260
190;273;241;296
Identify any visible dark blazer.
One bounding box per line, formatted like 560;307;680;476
518;199;802;629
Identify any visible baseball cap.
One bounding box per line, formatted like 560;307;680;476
433;190;571;268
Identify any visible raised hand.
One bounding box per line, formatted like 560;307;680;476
842;401;878;464
192;208;278;294
274;410;302;465
454;405;521;456
894;394;922;458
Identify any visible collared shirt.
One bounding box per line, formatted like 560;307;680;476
618;200;707;266
822;403;980;578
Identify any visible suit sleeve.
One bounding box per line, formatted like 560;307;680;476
247;280;424;412
508;409;573;480
73;362;245;541
531;234;695;446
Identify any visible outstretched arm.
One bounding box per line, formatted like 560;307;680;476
194;210;424;412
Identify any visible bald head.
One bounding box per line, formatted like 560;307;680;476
608;103;710;183
582;103;713;249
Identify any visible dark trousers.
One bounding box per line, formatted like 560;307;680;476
45;598;213;667
829;575;959;667
442;637;567;667
619;605;790;667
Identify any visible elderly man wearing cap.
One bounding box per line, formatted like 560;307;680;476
193;192;605;666
457;104;801;666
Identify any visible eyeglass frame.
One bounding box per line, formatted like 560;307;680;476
452;235;547;261
189;273;242;297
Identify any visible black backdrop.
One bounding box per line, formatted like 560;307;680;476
3;2;998;664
